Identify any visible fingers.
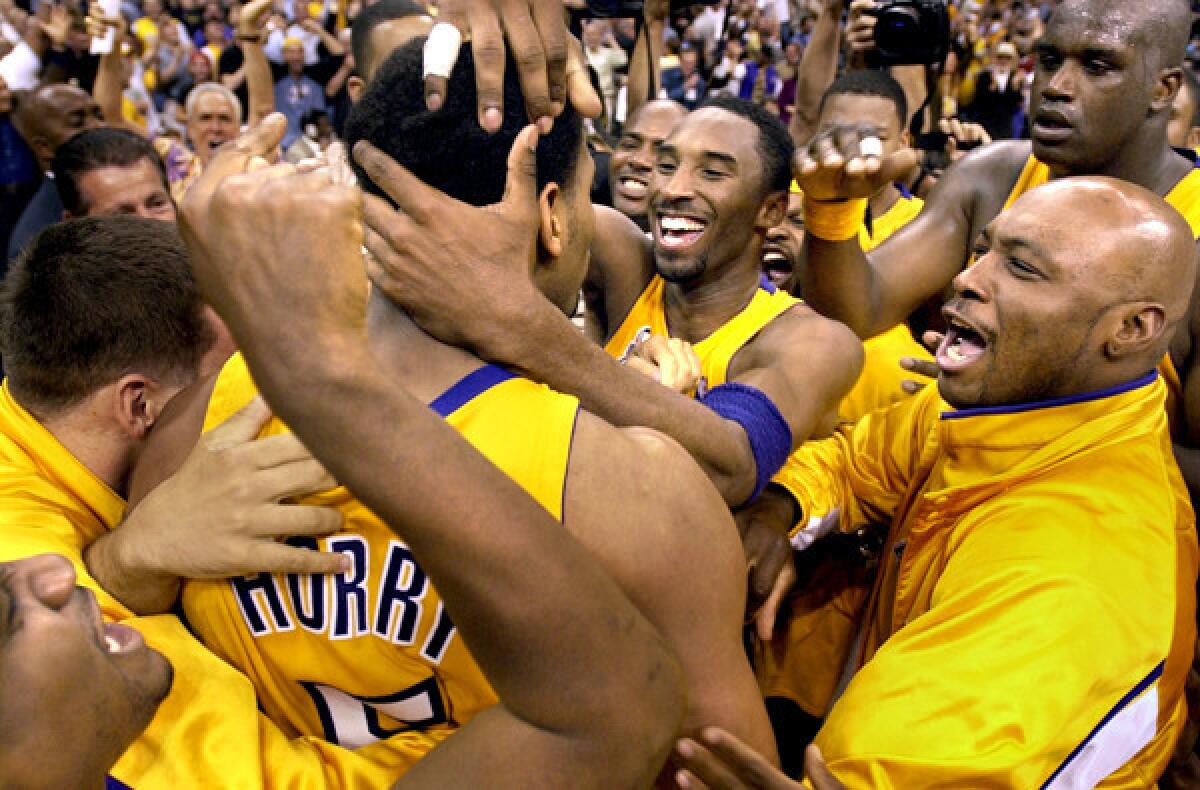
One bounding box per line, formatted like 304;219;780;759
675;739;744;790
254;457;338;502
253;502;344;537
748;533;789;604
202;114;289;188
251;540;351;576
204;396;273;451
700;728;796;788
353;141;443;222
565;34;602;118
755;555;796;642
624;356;661;382
498;0;553;125
468;0;507;132
500;124;542;211
427;0;466;111
921;330;944;353
804;745;845;790
899;355;939;380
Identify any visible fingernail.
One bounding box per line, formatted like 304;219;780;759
483;106;502;132
426;92;443;111
537;115;553;134
676;740;694;758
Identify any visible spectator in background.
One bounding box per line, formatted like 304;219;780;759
737;44;781;105
53;126;175;221
664;46;706;110
1170;67;1200;154
961;39;1025;140
273;36;326;148
0;74;38;258
7;83;104;260
582;19;627;129
283;105;334;162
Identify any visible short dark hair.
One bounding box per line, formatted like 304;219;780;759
53;128;170;216
350;0;429;74
819;69;908;129
697;95;794;194
345;38;584;207
0;217;214;416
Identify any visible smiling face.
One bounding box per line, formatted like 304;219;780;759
649;107;776;284
609;101;688;227
936;179;1179;408
0;554;172;787
187;90;238;165
761;191;804;292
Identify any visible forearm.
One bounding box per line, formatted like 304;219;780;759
222;66;247;90
789;0;842;146
799;236;887;338
317;28;343;56
94;51;126;126
242;41;274;125
84;527;181;615
498;301;757;504
626;18;663;118
239;333;682;738
326;63;350;97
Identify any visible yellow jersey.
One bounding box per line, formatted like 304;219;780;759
779;373;1197;788
181;353;579;768
0;382;406;789
1002;155;1200;430
604;274;799;393
839;191;931;423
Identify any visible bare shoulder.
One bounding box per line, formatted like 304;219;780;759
590;205;656;330
933;140;1032;226
742;304;865;379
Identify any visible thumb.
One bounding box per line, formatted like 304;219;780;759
500;125;541;213
805;745;844;790
755;556;795;642
205;396;272;451
879;147;921;185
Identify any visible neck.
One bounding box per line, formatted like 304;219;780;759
365;289;483;404
662;242;764;344
40;404;131;495
868;182;901;219
1054;126;1190;195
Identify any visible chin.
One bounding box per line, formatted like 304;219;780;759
654;255;708;284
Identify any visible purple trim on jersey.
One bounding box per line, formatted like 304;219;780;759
106;777;134;790
758;274;777;294
940;370;1158;420
429;365;517;418
560;405;581;524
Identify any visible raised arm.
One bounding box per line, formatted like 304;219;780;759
179;118;686;789
85;7;143;133
237;0;275;126
794;130;1019;338
625;0;667;120
788;0;843;147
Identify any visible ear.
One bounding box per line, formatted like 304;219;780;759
1103;303;1167;360
754;190;788;231
347;75;365;103
1152;67;1183;115
112;373;171;440
536;181;564;260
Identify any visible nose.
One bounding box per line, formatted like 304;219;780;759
656;166;695;204
14;554;78;610
1041;59;1077;101
951;252;993;303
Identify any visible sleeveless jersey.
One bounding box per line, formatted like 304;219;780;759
181;353;579;768
840;192;931;422
604;273;799;394
1002;155;1200;429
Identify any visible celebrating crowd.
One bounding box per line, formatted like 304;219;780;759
2;0;1200;788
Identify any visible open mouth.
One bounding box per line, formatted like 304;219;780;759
656;213;709;251
937;313;989;372
87;591;145;656
761;246;794;286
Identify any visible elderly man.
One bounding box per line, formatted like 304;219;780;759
675;177;1199;789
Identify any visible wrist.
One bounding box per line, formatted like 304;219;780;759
802;194;867;241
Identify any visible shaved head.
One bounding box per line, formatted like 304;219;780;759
1054;0;1191;69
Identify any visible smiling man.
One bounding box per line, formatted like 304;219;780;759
609;98;688;231
677;176;1200;789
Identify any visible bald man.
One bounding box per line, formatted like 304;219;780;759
8;83;104;259
790;0;1200;500
677;178;1199;788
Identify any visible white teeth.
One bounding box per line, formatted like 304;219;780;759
946;343;965;363
105;634;121;654
660;216;706;232
621;179;645;189
763;252;787;264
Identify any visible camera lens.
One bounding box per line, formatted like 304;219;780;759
876;7;920;51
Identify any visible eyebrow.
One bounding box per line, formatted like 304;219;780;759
701;151;739;168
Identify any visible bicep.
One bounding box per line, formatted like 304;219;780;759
588;205;655;335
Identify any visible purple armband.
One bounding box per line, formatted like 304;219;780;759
699;382;793;506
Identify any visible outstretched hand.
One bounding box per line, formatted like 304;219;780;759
794;122;921;203
674;728;846;789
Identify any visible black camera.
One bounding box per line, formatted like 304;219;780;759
576;0;645;18
868;0;950;66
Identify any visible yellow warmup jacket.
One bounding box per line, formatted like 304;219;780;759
0;381;414;789
773;372;1197;788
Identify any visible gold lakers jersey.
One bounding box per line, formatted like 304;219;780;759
1002;155;1200;428
181;354;579;766
604;274;799;393
840;192;930;422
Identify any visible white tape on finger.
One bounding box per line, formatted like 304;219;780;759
859;136;883;159
423;22;463;80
